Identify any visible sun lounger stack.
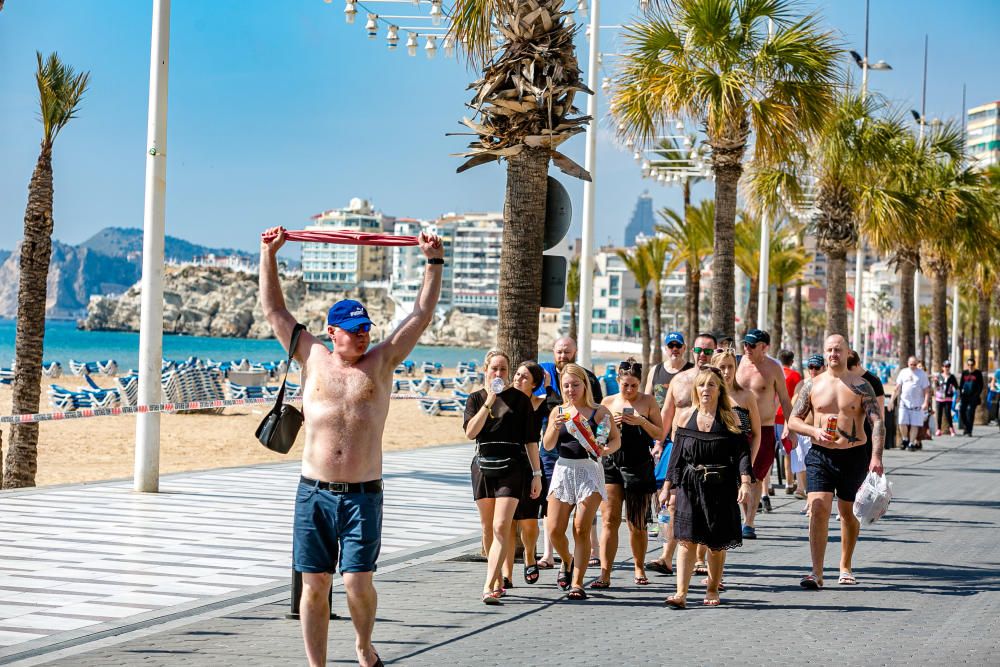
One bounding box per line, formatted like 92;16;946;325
456;361;477;375
42;361;62;378
394;360;416;376
47;381;121;411
417;397;465;416
68;359;118;377
116;371;139;406
452;389;470;400
454;373;483;390
421;361;443;375
261;360;288;378
0;368;12;385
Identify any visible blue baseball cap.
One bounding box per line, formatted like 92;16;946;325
327;300;373;333
743;328;771;345
665;331;685;345
807;354;825;368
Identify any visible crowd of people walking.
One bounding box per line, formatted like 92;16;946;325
462;328;891;606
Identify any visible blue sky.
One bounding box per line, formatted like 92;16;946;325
1;1;998;258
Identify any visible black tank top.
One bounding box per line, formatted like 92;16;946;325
733;405;752;436
650;361;694;408
556;409;599;460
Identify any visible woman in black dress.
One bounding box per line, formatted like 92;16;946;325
594;359;663;588
464;350;541;604
658;367;752;608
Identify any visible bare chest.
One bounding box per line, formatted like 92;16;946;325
812;380;864;417
737;365;771;397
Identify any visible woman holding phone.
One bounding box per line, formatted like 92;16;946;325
542;363;621;600
593;358;662;588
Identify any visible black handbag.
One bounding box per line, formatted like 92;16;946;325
476;442;519;478
255;323;305;454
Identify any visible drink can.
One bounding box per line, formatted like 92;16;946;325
825;415;838;436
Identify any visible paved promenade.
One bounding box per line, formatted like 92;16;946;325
4;429;1000;665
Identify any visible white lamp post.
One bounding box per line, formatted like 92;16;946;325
577;0;600;368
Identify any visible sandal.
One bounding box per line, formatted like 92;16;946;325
524;564;540;585
634;576;649;585
702;596;722;607
838;571;857;585
567;587;588;600
664;595;687;609
502;576;513;590
589;578;610;589
557;560;573;591
482;590;501;605
588;557;601;567
694;562;708;575
645;560;673;575
536;558;555;570
800;575;822;590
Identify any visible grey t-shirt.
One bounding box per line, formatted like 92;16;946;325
649;361;694;408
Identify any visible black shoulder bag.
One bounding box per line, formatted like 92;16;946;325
255;323;305;454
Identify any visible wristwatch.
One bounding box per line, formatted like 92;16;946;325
427;257;444;265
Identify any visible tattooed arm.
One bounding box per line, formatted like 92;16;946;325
858;379;886;474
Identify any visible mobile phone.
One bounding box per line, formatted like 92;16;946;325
623;407;635;416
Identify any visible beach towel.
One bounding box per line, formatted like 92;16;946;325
261;228;418;246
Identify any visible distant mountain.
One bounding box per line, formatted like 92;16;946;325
0;227;270;319
79;227;258;263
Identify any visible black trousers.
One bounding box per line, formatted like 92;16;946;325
960;402;978;435
936;401;953;432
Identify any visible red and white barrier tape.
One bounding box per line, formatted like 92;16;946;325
0;393;429;424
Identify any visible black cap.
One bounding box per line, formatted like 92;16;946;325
743;328;770;345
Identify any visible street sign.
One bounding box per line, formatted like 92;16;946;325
544;176;572;251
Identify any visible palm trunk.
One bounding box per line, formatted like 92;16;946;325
497;148;548;368
711;162;741;341
5;145;54;489
652;287;663;365
976;286;990;424
684;260;695;346
639;291;651;373
793;282;803;372
825;248;848;339
898;256;916;368
774;284;785;351
569;302;577;342
927;262;949;371
689;265;701;345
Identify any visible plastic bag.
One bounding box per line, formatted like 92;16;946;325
853;471;893;525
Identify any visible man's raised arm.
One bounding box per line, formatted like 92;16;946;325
380;232;444;366
259;227;302;357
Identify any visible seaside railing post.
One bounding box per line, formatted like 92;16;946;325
134;0;171;493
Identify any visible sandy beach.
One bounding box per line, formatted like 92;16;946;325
0;376;470;487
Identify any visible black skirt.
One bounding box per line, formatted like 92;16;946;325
471;443;529;501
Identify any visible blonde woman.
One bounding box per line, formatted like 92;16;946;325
658;367;752;609
542;363;621;601
464;350;541;604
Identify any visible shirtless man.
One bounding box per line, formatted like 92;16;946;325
647;332;718;574
788;335;885;589
736;329;792;539
260;226;443;667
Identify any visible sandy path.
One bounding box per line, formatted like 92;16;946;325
0;376;471;487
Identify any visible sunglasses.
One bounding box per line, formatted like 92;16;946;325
807;364;822;370
744;342;758;349
343;323;372;334
666;343;684;350
619;360;643;374
692;347;719;355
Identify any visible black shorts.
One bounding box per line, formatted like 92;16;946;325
806;444;869;502
514;467;549;521
603;459;625;486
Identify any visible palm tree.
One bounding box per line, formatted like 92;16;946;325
769;233;812;350
734;210;764;335
641;236;678;365
615;246;654;376
749;90;911;342
565;255;580;341
4;53;90;489
450;1;591;366
613;0;841;340
657;199;713;345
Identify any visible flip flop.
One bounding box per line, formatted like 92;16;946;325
664;595;687;609
702;597;722;607
567;587;588;600
482;591;501;605
372;653;384;667
694;562;708;575
524;564;540;585
536;558;555;570
557;560;573;591
588;557;601;567
800;575;822;590
589;578;611;589
645;560;673;575
838;571;858;585
634;576;649;585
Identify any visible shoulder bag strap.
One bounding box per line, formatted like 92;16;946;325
273;323;305;408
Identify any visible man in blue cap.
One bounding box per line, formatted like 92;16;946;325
644;331;694;409
260;226;443;667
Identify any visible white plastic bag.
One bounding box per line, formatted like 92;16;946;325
853;471;893;525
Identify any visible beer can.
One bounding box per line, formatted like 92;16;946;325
825;415;838;436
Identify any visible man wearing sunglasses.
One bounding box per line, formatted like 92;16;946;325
736;328;793;539
261;226;444;667
644;331;694;409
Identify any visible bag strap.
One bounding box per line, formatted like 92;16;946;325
273;323;306;409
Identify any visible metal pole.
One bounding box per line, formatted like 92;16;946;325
852;4;869;349
951;84;966;367
914;34;927;362
756;18;774;334
134;0;170;493
577;0;600;369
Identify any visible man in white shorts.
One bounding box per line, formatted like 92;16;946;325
791;354;826;504
892;356;931;451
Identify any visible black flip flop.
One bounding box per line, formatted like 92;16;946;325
557;559;573;590
524;563;540;585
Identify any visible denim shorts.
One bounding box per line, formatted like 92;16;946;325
293;480;383;574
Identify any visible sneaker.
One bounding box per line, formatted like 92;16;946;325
762;496;773;513
742;525;757;539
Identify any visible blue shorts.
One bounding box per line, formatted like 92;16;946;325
293;479;383;574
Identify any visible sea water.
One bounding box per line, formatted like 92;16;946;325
0;319;488;371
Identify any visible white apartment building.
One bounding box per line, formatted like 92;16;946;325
449;212;504;317
968;101;1000;169
301;198;393;289
389;218;455;313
